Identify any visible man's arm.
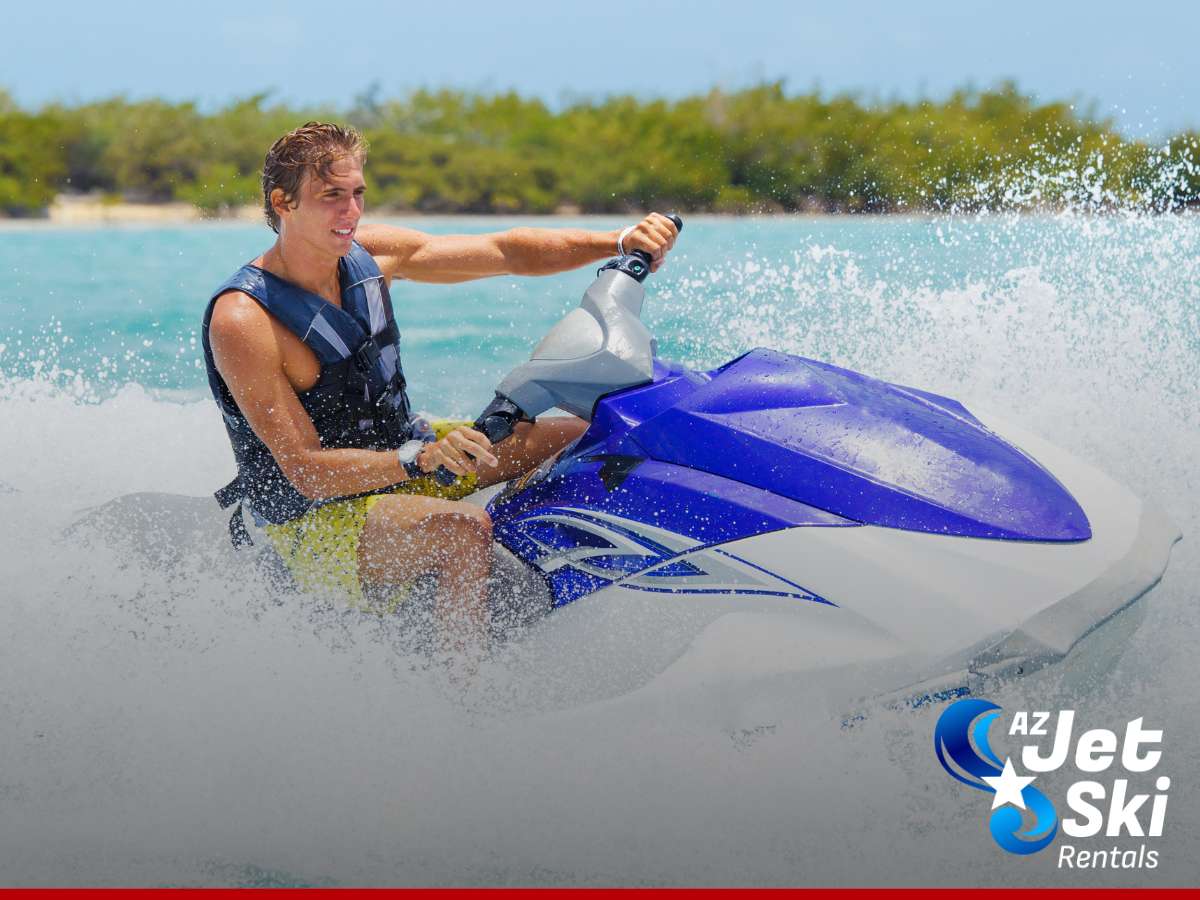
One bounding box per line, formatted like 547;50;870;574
211;294;498;499
356;213;678;284
209;292;412;500
210;294;497;498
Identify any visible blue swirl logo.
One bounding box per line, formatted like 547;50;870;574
934;698;1058;855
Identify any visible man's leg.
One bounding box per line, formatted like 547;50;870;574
474;415;588;488
355;416;584;645
357;493;493;651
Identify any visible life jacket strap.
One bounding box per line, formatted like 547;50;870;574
227;505;254;549
213;476;254;549
214;476;243;508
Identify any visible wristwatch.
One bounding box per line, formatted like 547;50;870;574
396;439;427;480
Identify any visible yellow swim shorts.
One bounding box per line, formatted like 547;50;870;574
263;420;478;608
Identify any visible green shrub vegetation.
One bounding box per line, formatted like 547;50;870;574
1;83;1198;216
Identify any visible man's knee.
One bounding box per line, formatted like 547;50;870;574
360;497;491;583
422;503;492;555
363;496;489;555
442;503;492;537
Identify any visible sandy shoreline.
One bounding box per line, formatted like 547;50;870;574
0;195;260;226
0;195;894;227
37;195;262;225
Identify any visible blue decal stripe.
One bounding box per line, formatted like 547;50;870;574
617;583;829;602
525;508;682;557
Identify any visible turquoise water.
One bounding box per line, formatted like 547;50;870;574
4;215;1194;412
0;214;1197;886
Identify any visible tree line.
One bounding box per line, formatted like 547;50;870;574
1;83;1198;217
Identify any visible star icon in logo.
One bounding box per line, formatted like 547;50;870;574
982;757;1037;810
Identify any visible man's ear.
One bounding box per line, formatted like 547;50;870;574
271;186;294;222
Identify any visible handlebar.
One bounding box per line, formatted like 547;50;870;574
431;213;683;486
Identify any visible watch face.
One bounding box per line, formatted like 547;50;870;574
398;442;423;464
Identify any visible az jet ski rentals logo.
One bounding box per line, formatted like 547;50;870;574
934;698;1168;868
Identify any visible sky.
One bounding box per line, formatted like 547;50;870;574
4;0;1198;137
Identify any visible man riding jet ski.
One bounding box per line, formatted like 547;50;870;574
199;122;678;653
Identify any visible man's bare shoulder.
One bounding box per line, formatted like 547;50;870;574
208;291;279;365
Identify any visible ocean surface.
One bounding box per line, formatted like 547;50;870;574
0;214;1196;886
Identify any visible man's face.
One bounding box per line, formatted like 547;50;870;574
276;155;366;255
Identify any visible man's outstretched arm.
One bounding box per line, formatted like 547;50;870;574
356;213;678;284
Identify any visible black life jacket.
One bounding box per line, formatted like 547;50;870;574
201;241;413;545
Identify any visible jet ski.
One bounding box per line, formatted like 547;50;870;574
433;214;1181;706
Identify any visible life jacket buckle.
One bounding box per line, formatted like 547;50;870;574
352;340;382;377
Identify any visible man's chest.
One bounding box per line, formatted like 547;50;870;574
272;318;323;393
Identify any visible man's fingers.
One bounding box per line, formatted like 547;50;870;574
458;439;499;468
650;211;678;234
627;213;676;274
638;215;676;257
437;443;473;475
649;212;678;243
428;446;468;476
446;429;499;467
634;227;667;260
457;426;492;448
622;214;678;266
447;428;497;463
417;440;475;476
648;219;675;244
